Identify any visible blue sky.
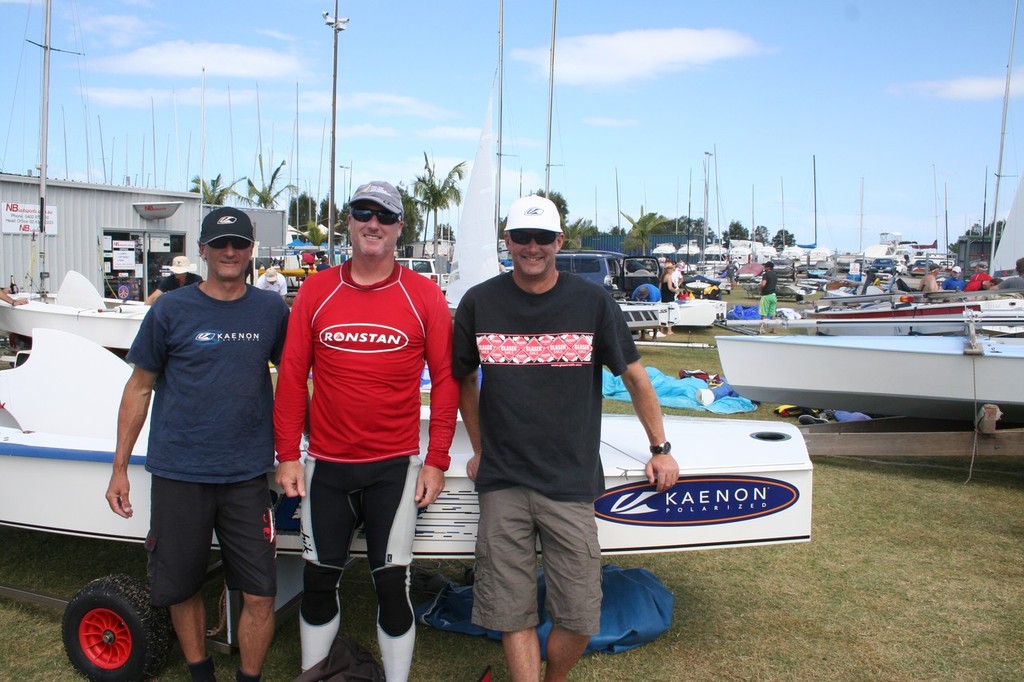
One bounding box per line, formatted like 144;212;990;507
2;0;1023;254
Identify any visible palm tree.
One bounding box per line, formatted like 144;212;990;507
243;155;298;209
189;173;240;205
621;207;671;253
413;153;465;252
299;221;327;249
398;184;422;248
563;217;597;251
534;189;569;231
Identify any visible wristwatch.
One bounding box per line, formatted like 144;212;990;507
649;441;671;455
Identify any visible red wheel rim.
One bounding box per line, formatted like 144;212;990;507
77;607;133;670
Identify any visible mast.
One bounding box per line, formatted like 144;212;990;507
37;0;53;294
812;155;818;247
989;0;1019;272
544;0;557;194
495;0;504;231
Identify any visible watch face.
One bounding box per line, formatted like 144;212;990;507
651;441;671;455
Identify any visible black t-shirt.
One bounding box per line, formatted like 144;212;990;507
452;272;639;501
761;270;778;295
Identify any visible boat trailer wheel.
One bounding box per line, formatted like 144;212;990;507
62;574;171;681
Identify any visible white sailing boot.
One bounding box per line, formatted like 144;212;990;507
377;624;415;682
299;611;340;672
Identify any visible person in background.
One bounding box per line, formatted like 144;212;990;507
146;255;202;304
273;181;458;681
758;261;778;332
105;206;289;682
997;257;1024;290
315;254;331;272
630;283;662;341
982;277;1003;290
255;267;288;298
452;194;678;682
964;262;992;292
659;263;678;337
0;288;27;306
941;265;965;291
919;263;942;292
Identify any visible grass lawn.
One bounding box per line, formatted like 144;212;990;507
2;322;1021;680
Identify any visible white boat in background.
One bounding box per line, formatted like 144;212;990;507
806;289;1024;336
0;271;148;351
716;332;1024;423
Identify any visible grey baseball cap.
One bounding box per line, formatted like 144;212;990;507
350;181;403;215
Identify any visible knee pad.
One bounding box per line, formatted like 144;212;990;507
300;562;343;625
372;565;413;637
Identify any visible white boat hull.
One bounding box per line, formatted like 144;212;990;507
0;329;812;558
717;334;1024;422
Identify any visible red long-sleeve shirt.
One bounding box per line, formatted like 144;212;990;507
273;262;458;470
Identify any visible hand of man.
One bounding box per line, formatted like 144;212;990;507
466;453;481;482
276;459;306;498
105;472;133;518
646;454;680;493
415;465;445;508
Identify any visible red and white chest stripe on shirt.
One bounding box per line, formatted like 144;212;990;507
476;333;594;365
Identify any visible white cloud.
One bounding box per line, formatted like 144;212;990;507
341;93;459;121
584;117;639;128
339;123;399;138
512;27;763;87
895;76;1022;101
88;41;306;79
85;86;258;108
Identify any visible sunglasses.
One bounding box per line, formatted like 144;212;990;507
508;230;558;246
351;208;401;225
206;236;253;250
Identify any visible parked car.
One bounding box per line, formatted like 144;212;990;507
396;257;448;289
555;251;625;295
869;257;899;274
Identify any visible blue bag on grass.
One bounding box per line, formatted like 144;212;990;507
415;564;674;657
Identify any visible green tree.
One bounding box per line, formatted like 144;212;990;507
413;153;465;251
243;155;298;209
563;217;597;250
772;229;796;250
189;173;240;205
299;221;327;248
621;207;671;253
288;192;320;229
397;183;422;247
727;221;749;241
752;225;770;243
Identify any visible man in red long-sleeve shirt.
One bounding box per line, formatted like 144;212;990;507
274;181;458;681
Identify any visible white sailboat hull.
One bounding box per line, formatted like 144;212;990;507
0;330;812;558
716;334;1024;422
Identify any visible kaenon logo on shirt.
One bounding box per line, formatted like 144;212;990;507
194;330;261;344
476;332;593;365
319;323;409;353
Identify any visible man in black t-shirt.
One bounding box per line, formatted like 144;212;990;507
758;261;778;332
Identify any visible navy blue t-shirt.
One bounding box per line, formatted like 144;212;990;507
128;284;289;483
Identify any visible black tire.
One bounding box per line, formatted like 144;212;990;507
62;574;171;682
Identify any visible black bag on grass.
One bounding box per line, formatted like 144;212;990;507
292;634;385;682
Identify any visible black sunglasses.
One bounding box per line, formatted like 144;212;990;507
351;208;401;225
206;236;253;250
508;230;558;246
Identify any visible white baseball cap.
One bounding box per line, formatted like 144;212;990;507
504;195;562;233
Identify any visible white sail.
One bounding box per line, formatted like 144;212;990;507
992;174;1024;275
446;99;498;306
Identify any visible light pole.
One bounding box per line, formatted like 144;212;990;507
324;4;349;264
338;163;352;246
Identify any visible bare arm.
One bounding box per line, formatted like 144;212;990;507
0;289;26;306
145;289;163;305
458;371;482;481
105;366;157;518
619;360;679;492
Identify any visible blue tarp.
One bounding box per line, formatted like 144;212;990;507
726;305;760;320
603;367;756;414
415;564;674;658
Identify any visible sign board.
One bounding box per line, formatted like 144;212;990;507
2;201;59;235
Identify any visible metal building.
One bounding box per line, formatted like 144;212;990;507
1;174;286;302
